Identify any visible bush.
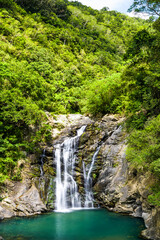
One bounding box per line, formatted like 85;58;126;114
81;73;122;115
126;115;160;206
14;0;71;21
0;0;14;8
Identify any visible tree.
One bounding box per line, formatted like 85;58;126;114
14;0;71;20
100;7;109;12
0;0;14;8
128;0;160;16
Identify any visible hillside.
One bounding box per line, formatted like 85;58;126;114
0;0;160;206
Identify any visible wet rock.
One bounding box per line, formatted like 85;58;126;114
141;208;160;240
46;113;93;139
0;184;47;218
29;154;39;164
133;206;143;217
0;205;15;219
94;121;160;240
18;185;47;213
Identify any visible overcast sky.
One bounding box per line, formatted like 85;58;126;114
68;0;134;14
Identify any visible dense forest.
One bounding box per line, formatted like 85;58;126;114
0;0;160;205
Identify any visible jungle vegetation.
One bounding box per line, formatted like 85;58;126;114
0;0;160;205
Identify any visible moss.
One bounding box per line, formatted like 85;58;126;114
31;166;41;177
46;178;56;209
28;172;40;178
56;123;65;130
148;183;160;206
92;173;97;179
113;162;119;168
0;197;3;202
43;164;55;176
11;170;22;181
48;167;55;176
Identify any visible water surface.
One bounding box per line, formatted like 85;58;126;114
0;209;145;240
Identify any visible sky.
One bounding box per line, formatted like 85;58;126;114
68;0;150;19
68;0;134;14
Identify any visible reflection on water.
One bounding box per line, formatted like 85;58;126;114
0;209;145;240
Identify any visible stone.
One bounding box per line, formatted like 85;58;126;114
0;182;47;219
94;119;160;240
0;205;15;219
102;114;118;122
19;185;47;213
133;206;142;217
29;154;39;164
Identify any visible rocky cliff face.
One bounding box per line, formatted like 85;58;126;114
0;114;160;240
94;115;160;240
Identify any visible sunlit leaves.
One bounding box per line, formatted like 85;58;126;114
126;115;160;205
80;73;122;115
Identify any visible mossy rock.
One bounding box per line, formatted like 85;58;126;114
30;165;41;177
43;164;55;176
46;178;56;209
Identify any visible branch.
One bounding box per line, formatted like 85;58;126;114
146;2;160;16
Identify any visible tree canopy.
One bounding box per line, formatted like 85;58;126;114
128;0;160;16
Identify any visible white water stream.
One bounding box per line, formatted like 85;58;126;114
55;126;86;212
54;125;100;212
40;149;45;177
83;146;100;208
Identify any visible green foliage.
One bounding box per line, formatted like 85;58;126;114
0;174;7;184
124;29;154;59
0;0;14;8
126;115;160;168
126;115;160;205
121;0;160;204
14;0;71;21
121;26;160;130
148;185;160;206
128;0;160;16
153;16;160;30
81;73;122;115
0;58;52;182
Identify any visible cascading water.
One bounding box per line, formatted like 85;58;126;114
83;146;101;208
40;149;45;177
54;126;86;212
38;149;46;200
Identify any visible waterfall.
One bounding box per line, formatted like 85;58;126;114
40;149;45;177
55;126;86;212
83;146;101;208
38;149;46;200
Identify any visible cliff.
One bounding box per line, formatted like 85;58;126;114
0;114;159;240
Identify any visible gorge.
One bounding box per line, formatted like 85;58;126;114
0;114;160;240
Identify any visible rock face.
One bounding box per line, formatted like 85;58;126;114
0;114;160;240
0;182;46;219
94;116;160;240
